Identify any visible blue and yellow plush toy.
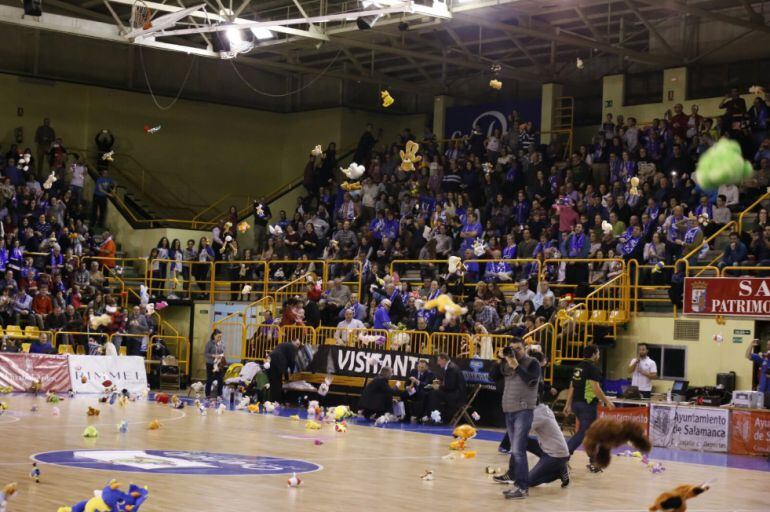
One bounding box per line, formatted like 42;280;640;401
57;480;148;512
694;138;753;191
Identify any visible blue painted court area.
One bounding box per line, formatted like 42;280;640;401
33;449;322;476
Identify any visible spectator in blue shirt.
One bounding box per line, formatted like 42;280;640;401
459;211;482;251
746;339;770;394
30;332;55;354
373;299;394;330
91;169;114;228
719;232;748;269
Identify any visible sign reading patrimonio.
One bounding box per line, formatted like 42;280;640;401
684;277;770;317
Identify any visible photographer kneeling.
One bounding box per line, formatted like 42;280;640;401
490;338;540;500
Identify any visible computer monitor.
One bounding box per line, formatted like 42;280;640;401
671;380;689;394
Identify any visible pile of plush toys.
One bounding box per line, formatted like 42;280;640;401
444;424;477;460
57;480;148;512
616;449;666;473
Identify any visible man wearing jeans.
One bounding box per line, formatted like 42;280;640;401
564;344;615;473
492;338;540;500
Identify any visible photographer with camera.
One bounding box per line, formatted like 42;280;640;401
489;338;541;500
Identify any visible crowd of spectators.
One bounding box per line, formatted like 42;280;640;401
0;118;159;356
229;90;768;341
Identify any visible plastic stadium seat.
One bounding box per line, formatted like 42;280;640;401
24;326;40;339
76;345;86;355
608;310;626;322
21;342;31;353
57;344;74;354
591;310;608;322
573;309;589;322
5;325;23;338
119;346;127;356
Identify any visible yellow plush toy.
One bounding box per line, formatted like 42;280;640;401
489;79;502;90
422;294;468;320
453;424;477;440
305;420;322;430
247;403;261;414
148;419;161;430
449;439;466;451
400;141;422;172
341;181;362;191
381;90;394;107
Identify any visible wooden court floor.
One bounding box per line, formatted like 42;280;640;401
0;394;767;512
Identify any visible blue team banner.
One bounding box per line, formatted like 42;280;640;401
445;99;542;139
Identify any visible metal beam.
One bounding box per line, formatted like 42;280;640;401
623;0;680;57
574;6;607;43
456;12;679;66
0;4;435;95
636;0;770;34
327;34;542;82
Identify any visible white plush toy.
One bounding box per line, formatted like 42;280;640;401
311;145;323;156
601;220;613;235
447;255;466;276
139;284;150;306
268;225;283;237
236;396;250;410
472;238;487;257
19;153;31;172
43;171;57;190
318;377;332;397
341;162;366;181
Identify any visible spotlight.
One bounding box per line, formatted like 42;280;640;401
357;14;381;30
214;25;254;58
23;0;42;16
357;0;383;30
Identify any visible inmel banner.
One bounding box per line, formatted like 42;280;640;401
0;353;71;392
649;404;729;452
684;277;770;317
68;355;148;394
730;409;770;456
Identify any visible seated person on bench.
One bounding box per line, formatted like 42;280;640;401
402;359;434;422
423;353;466;424
358;366;402;419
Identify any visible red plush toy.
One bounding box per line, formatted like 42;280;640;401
155;393;170;404
583;418;651;469
649;483;709;512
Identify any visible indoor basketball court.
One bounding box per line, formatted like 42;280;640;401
0;392;767;511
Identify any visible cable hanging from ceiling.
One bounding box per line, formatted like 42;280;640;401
138;45;196;111
229;49;344;98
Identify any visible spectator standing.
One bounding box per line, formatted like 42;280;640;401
491;338;540;500
34;118;55;176
564;344;615;473
91;169;114;228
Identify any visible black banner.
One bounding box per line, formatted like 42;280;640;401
306;345;497;386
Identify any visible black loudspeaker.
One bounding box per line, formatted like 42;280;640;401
717;371;736;393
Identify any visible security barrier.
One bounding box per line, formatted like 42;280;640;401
430;332;472;358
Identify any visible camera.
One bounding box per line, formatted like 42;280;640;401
502;346;514;358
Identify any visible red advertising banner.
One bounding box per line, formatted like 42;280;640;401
730;409;770;456
598;405;650;434
0;353;71;392
684;277;770;317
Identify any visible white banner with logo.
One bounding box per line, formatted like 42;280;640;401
649;404;730;452
68;355;148;394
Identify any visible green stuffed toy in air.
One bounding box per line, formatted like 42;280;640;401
694;138;753;191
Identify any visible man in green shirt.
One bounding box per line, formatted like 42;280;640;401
564;344;615;473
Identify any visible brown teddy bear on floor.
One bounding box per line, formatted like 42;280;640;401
583;417;651;469
649;483;710;512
